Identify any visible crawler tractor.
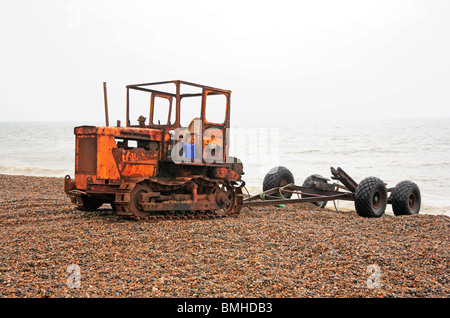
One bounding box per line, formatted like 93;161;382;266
64;80;245;220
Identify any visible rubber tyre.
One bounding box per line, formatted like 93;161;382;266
354;177;387;218
262;166;295;199
302;175;328;208
391;180;421;215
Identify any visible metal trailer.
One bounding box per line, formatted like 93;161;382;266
244;166;421;218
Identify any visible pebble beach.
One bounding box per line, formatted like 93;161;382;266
0;174;448;298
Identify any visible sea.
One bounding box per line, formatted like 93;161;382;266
1;118;449;217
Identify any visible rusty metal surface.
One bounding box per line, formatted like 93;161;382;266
330;167;358;192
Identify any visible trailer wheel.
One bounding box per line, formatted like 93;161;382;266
301;175;328;208
354;177;387;217
391;180;421;215
262;166;295;198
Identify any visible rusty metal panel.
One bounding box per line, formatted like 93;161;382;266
76;135;97;174
214;167;240;180
75;173;90;190
121;164;156;178
97;135;121;180
74;126;97;135
112;148;158;179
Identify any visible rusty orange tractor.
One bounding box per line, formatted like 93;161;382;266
64;80;245;220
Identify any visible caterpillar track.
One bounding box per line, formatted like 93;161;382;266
113;177;244;222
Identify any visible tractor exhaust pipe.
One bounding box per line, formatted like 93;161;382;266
103;81;109;126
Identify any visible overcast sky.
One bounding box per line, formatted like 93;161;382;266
1;0;449;125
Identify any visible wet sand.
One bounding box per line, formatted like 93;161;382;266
0;174;448;298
